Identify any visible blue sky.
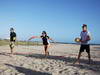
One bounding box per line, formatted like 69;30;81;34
0;0;100;44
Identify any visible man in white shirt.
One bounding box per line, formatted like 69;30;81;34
74;24;91;64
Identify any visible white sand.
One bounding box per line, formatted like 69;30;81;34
0;44;100;75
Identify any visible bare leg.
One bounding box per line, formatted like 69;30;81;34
10;42;14;55
74;52;82;64
88;53;91;64
11;48;13;54
44;45;49;56
10;46;14;54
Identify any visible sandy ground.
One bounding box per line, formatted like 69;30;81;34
0;44;100;75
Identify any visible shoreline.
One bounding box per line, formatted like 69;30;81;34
54;42;100;46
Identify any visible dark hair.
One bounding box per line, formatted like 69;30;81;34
10;28;14;31
42;31;47;36
82;24;87;28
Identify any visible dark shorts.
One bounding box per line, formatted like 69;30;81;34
80;44;90;53
43;42;49;45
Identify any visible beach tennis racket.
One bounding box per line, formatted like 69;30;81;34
28;36;37;40
31;36;37;39
74;38;81;43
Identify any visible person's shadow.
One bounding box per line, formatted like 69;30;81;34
14;53;100;72
5;64;51;75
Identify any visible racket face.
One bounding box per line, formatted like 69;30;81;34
75;38;81;43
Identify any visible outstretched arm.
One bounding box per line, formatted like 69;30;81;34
49;38;55;43
28;36;41;40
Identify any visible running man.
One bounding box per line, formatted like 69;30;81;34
74;24;92;64
9;28;16;54
28;31;54;56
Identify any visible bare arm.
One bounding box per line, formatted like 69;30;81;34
28;36;41;40
49;38;55;43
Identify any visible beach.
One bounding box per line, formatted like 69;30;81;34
0;44;100;75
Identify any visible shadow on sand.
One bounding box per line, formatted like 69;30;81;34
5;64;51;75
14;53;100;65
2;52;100;73
14;53;100;64
0;52;11;56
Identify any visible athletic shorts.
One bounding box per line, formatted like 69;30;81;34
9;42;15;48
80;44;90;53
43;42;49;45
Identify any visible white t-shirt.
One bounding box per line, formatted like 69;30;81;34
80;31;91;44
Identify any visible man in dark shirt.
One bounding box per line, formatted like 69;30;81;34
9;28;16;54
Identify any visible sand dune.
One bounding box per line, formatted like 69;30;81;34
0;44;100;75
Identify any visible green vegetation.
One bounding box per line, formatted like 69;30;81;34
0;39;43;46
17;41;43;46
0;39;9;46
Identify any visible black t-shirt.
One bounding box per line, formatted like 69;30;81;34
41;35;49;45
10;32;16;42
